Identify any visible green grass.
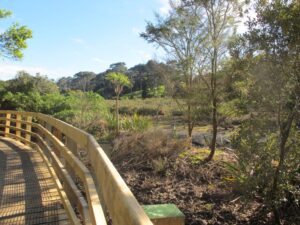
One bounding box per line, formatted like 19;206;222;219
106;98;178;117
179;148;225;164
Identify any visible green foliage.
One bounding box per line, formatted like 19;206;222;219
57;60;170;99
105;113;152;133
120;113;152;132
105;72;131;95
226;3;300;220
55;91;108;130
137;107;164;116
57;71;96;92
0;9;32;60
7;71;59;94
2;91;42;112
0;9;12;18
106;98;177;117
231;119;300;203
0;72;61;111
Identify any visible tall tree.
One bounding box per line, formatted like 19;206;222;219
240;0;300;222
142;0;242;157
7;71;59;94
105;72;131;133
198;0;242;161
141;1;207;137
0;9;32;60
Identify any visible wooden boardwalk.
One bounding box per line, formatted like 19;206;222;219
0;137;71;225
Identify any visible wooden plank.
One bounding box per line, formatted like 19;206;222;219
32;142;80;225
37;113;89;150
87;136;153;225
0;138;73;225
34;134;91;224
0;110;156;225
33;123;107;225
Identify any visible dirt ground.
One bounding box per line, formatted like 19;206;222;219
112;146;275;225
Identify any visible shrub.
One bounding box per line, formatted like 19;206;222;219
120;113;152;132
118;106;136;115
137;107;164;116
56;91;108;129
171;110;183;116
111;129;190;173
231;119;300;212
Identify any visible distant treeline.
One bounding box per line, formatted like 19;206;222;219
57;60;174;99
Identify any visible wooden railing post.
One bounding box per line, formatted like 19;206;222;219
25;116;32;145
16;114;21;141
143;204;185;225
5;113;11;137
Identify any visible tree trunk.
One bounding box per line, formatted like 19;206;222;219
270;110;295;224
206;97;217;162
187;104;193;137
116;95;120;133
206;47;218;162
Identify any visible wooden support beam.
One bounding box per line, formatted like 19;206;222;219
5;113;11;137
16;114;22;140
25;116;32;145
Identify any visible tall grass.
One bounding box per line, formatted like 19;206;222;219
106;98;178;117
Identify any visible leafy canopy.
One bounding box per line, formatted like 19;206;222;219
0;9;32;60
105;72;132;96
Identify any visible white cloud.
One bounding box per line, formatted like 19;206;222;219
70;37;86;45
92;57;106;64
132;27;141;35
136;50;151;60
0;62;69;80
158;0;180;15
158;0;171;15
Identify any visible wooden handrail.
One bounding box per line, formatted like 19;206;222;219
0;110;153;225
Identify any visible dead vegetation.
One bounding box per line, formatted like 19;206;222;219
111;130;281;225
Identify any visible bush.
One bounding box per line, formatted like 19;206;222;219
231;119;300;212
120;114;152;132
111;129;190;173
118;106;136;115
171;110;183;116
137;107;164;116
56;91;108;129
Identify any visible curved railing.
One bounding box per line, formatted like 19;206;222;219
0;110;153;225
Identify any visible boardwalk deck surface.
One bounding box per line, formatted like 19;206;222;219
0;137;71;225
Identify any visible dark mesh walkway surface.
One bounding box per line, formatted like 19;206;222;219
0;137;70;225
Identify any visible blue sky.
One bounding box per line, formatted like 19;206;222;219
0;0;171;80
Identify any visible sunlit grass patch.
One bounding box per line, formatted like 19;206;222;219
193;125;212;133
179;147;226;164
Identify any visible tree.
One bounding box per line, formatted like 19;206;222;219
55;91;108;130
198;0;242;161
127;60;167;98
141;1;208;137
232;0;300;223
0;9;32;60
72;71;96;91
142;0;242;158
109;62;127;73
7;71;59;94
105;72;131;133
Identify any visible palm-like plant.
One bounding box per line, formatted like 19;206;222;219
105;72;131;133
